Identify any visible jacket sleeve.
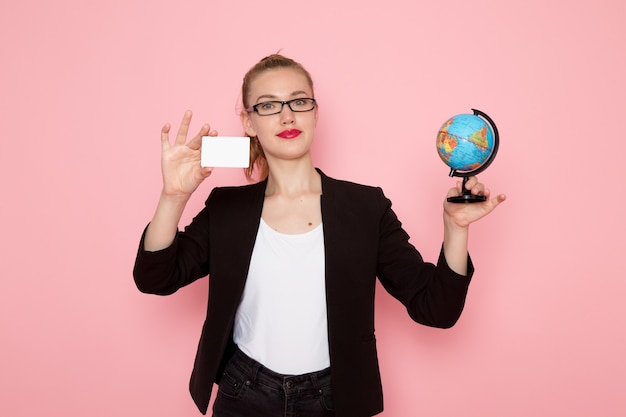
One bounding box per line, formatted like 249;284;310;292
375;188;473;328
133;189;216;296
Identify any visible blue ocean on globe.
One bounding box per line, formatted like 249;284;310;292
436;113;495;173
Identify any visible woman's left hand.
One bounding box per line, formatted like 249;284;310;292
443;176;506;228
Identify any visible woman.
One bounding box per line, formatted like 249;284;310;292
133;54;506;417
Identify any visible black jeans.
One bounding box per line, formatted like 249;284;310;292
212;347;335;417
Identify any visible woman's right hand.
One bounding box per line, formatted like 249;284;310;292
160;110;216;199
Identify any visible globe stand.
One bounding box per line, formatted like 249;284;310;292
447;176;487;203
442;109;499;204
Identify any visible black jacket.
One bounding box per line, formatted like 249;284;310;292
133;170;473;416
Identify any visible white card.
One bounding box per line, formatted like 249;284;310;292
201;136;250;168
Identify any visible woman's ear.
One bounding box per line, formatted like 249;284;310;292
240;111;257;137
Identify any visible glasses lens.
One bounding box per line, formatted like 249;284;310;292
288;98;315;112
256;101;282;115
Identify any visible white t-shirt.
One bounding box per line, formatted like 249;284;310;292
233;219;329;375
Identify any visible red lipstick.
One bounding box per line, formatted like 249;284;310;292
277;129;302;139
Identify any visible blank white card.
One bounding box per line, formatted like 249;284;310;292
201;136;250;168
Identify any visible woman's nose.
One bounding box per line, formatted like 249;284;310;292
279;106;295;124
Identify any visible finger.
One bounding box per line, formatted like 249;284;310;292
199;167;214;179
464;176;478;190
471;183;486;196
188;124;211;150
464;176;487;196
161;123;171;151
175;110;193;145
468;177;487;195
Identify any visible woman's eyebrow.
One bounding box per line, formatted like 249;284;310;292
255;91;310;103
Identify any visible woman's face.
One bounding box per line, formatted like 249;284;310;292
241;67;318;164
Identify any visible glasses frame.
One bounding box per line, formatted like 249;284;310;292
246;98;317;116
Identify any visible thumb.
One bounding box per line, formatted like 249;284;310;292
486;194;507;212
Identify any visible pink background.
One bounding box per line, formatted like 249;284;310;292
2;0;625;416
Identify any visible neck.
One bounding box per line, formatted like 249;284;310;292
265;159;321;197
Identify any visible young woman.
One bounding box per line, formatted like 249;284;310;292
134;54;506;417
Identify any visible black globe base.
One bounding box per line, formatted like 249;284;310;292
447;193;487;203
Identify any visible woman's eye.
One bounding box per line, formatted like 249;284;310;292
261;102;276;110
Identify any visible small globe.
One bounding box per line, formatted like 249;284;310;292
436;112;495;176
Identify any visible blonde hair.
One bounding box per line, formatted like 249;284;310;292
241;54;315;181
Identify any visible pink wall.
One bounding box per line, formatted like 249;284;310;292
2;0;624;416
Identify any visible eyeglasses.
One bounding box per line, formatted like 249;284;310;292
246;98;317;116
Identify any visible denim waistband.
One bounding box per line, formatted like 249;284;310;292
229;347;331;390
